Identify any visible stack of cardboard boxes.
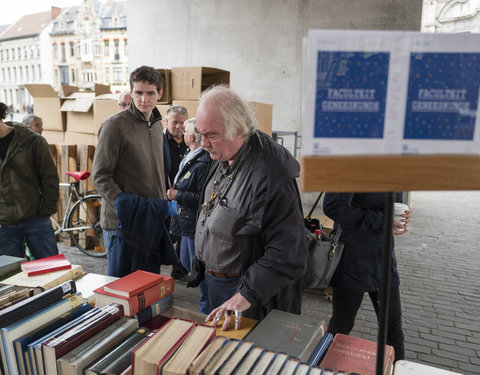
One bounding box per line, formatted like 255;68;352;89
24;84;120;146
156;66;273;136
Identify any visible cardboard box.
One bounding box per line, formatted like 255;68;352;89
42;130;64;144
156;69;172;104
171;100;200;119
94;93;120;135
64;131;97;146
156;104;171;128
171;67;230;101
250;102;273;136
24;84;66;131
61;84;111;134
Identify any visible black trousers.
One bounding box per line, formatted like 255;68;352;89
327;285;405;361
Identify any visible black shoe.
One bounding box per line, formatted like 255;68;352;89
171;263;188;280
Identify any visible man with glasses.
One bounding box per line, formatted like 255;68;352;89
118;90;132;111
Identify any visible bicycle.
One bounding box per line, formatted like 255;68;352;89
51;170;106;258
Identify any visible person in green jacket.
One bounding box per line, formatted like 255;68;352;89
0;102;59;259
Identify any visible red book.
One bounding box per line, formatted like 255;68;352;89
102;270;165;298
21;254;71;276
319;334;395;375
94;276;175;316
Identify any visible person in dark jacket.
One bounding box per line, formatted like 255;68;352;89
167;118;211;314
0;102;59;259
323;192;411;360
194;86;309;329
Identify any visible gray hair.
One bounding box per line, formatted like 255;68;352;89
167;105;188;118
184;118;201;144
199;85;257;141
22;114;41;126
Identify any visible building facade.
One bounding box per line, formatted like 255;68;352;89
51;0;128;93
422;0;480;32
0;8;60;112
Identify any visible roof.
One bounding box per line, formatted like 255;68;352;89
0;24;11;38
0;10;53;41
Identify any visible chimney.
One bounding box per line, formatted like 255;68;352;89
51;6;62;20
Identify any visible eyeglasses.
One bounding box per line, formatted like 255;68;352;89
118;102;128;109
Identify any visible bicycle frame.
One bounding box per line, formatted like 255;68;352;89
53;181;91;234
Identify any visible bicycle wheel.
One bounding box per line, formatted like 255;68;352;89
66;194;106;257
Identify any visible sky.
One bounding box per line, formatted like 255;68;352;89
0;0;103;27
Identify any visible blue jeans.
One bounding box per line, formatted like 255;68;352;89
103;229;117;275
0;216;58;259
204;271;241;311
180;236;211;314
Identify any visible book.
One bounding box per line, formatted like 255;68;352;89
278;357;300;375
187;336;228;375
250;349;277;375
0;264;83;293
306;332;334;366
243;309;326;362
0;295;29;311
161;306;257;340
42;303;124;375
0;256;25;279
230;345;264;374
319;333;395;375
161;323;216;375
102;270;165;298
89;328;151;375
0;280;76;330
20;255;71;276
200;339;241;375
0;285;15;296
215;340;254;375
0;288;32;307
293;362;311;375
27;307;104;375
132;294;174;326
56;317;139;375
13;302;91;375
74;273;119;306
393;359;463;374
262;352;289;375
0;292;82;375
132;318;195;375
94;276;174;317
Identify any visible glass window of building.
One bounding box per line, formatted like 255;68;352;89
31;65;35;81
25;66;29;81
70;42;75;56
105;67;110;83
104;40;109;56
53;44;58;59
113;67;122;82
38;65;41;80
61;43;66;62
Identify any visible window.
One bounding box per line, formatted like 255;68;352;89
31;65;35;81
61;43;66;62
104;40;109;56
55;69;59;84
76;43;81;56
1;68;4;82
114;39;120;60
124;38;128;55
19;67;23;81
71;68;75;83
105;67;110;83
113;67;122;82
38;65;41;80
0;50;3;61
94;43;101;56
7;67;11;81
60;66;69;84
5;49;8;60
36;46;40;57
30;46;34;58
25;66;29;81
23;47;27;59
53;44;58;59
70;42;74;57
11;48;15;60
17;48;21;59
13;67;16;82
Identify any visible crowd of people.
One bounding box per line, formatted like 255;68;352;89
0;65;411;360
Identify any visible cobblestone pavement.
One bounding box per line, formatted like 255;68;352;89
60;191;480;375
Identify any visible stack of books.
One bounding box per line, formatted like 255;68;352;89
94;270;175;317
0;255;26;281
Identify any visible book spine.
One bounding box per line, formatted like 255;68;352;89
125;279;175;317
0;280;76;327
44;304;124;359
43;267;83;290
26;265;72;277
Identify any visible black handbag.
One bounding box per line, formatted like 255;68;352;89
186;255;205;288
306;193;353;289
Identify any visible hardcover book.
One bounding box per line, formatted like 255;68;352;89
393;359;463;374
199;339;241;375
94;277;174;317
0;293;82;375
262;352;289;375
74;273;119;306
215;340;254;375
42;303;124;375
244;309;326;362
20;255;71;276
306;332;334;366
132;318;195;375
27;307;104;375
161;323;216;375
132;294;174;326
187;336;228;375
88;328;151;375
0;280;76;330
12;302;91;375
102;270;165;298
0;289;32;308
56;317;139;375
319;333;395;375
278;357;300;375
0;256;25;279
0;264;83;293
250;349;277;375
0;284;15;296
230;345;264;374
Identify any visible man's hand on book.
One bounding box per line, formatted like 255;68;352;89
205;292;251;331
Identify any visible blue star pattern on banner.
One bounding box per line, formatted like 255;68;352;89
404;52;480;140
314;51;389;138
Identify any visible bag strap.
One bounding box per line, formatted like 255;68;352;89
331;193;355;245
306;192;324;219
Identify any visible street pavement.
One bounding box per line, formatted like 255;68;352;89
59;191;480;375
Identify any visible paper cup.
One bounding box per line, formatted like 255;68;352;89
394;203;409;231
